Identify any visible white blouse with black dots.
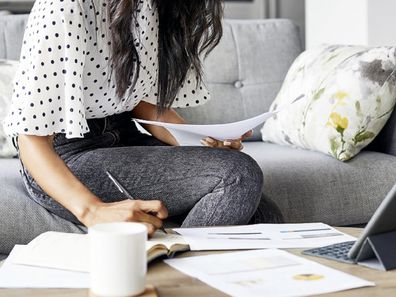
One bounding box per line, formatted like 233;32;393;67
3;0;211;139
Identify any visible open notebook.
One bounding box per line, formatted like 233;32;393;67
10;231;189;272
146;231;189;262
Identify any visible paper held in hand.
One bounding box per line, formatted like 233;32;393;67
134;111;277;146
133;94;304;146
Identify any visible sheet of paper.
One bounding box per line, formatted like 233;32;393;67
134;111;277;145
165;249;374;297
11;232;89;272
174;223;356;251
0;245;89;289
10;231;184;272
134;93;305;146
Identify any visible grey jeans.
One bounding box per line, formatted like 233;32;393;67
19;112;283;227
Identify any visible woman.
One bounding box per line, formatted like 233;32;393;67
4;0;282;235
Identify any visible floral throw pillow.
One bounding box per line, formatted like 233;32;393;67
0;60;19;158
261;45;396;161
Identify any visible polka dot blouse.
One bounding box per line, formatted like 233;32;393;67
4;0;211;139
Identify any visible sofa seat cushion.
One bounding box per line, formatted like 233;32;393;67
0;159;86;255
244;142;396;226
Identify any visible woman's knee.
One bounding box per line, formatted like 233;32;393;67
209;149;264;215
216;149;263;192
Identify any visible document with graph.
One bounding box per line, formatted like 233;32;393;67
173;223;356;250
165;249;374;297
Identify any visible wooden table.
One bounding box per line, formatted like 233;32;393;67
1;228;395;297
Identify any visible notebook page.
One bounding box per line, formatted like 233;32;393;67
146;232;188;251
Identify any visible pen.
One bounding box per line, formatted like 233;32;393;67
106;170;167;234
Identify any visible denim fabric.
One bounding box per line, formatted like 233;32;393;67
19;112;281;227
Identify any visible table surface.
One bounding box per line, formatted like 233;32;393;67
0;227;395;297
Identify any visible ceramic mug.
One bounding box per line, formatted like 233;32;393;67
89;222;147;297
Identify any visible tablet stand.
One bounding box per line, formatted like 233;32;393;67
356;230;396;271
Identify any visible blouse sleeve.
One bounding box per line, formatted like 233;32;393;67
142;66;211;108
3;0;89;139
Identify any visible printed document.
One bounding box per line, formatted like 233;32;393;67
174;223;356;250
165;249;374;297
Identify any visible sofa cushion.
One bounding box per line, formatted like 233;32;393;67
0;14;28;60
261;45;396;161
0;159;86;255
243;142;396;226
177;19;302;141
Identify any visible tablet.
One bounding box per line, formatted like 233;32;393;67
348;183;396;259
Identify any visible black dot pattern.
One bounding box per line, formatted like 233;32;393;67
4;0;211;139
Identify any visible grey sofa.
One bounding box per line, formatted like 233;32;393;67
1;14;396;257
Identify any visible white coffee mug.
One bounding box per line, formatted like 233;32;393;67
89;222;148;297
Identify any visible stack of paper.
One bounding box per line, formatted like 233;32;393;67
165;249;374;297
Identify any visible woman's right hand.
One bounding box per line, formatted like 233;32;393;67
17;135;169;236
82;199;169;236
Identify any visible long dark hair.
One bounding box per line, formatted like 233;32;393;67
108;0;224;113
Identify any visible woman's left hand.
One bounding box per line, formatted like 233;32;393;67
200;130;253;151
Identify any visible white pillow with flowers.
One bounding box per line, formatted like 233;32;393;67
261;45;396;161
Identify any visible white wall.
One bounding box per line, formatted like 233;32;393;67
306;0;396;48
368;0;396;46
306;0;368;48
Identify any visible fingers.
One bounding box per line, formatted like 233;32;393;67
201;137;243;151
136;200;168;219
201;137;230;149
242;130;253;140
205;137;243;150
135;210;163;229
201;137;221;148
201;132;250;151
225;140;244;150
142;223;156;237
92;200;167;235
